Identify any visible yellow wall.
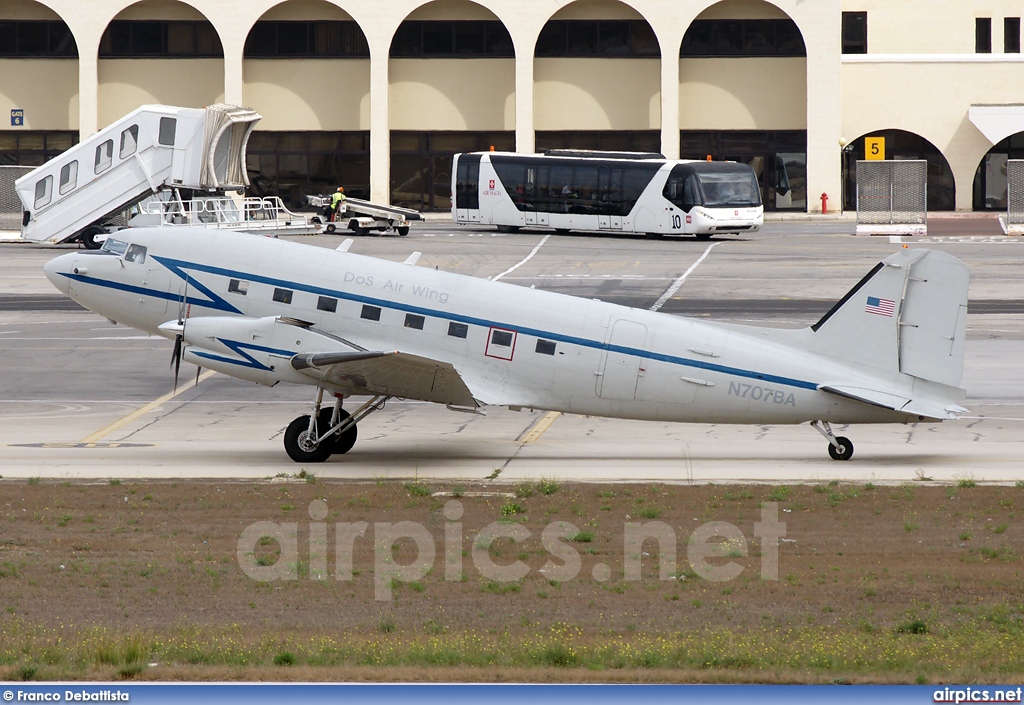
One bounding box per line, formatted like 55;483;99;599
113;0;206;20
534;58;660;130
696;0;789;20
258;0;354;21
548;0;645;21
98;59;224;128
406;0;500;21
0;60;79;130
679;57;806;129
0;0;60;20
244;59;370;130
389;59;514;130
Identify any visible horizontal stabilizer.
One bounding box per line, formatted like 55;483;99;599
820;384;966;421
291;350;478;407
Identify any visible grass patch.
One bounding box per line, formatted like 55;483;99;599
500;501;525;516
764;486;792;502
403;483;431;498
569;530;595;543
958;478;978;489
537;479;560;496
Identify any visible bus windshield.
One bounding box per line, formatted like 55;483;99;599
696;171;761;208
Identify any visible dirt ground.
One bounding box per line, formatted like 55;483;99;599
1;478;1022;681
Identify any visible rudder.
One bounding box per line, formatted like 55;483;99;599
809;249;968;387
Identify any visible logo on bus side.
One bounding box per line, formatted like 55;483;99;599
482;178;502;197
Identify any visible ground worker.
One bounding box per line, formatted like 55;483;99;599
329;186;346;221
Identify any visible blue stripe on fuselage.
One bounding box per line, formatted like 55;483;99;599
80;255;819;392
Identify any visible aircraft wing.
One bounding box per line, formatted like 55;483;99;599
290;350;479;408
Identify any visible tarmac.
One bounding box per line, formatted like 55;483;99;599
2;216;1023;485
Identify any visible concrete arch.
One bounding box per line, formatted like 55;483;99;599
388;0;515;132
533;0;661;133
971;132;1024;211
842;128;956;211
0;0;80;130
241;0;370;131
97;0;225;128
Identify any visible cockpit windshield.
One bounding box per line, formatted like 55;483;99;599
696;171;762;208
101;238;128;256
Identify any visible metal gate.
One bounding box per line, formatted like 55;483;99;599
0;165;31;232
1006;159;1024;234
855;160;927;235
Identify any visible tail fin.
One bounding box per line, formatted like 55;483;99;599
809;249;968;387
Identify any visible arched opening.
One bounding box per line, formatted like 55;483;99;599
533;0;661;154
98;0;224;129
841;129;955;212
679;0;807;211
973;133;1024;211
0;0;79;164
389;0;515;211
243;0;371;205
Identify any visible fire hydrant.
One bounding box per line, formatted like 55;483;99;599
820;192;829;214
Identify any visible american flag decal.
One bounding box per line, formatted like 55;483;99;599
865;296;895;317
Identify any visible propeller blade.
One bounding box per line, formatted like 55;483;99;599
171;334;183;393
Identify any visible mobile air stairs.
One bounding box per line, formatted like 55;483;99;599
16;104;319;248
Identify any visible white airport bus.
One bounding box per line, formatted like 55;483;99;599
451;150;763;239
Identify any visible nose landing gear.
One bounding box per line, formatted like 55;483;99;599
811;420;854;461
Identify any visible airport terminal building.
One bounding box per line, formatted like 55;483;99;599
1;0;1023;213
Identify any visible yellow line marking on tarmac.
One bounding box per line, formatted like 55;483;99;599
520;411;561;444
81;370;217;443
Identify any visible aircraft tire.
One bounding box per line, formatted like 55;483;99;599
827;437;854;461
80;226;105;250
284;415;332;463
317;408;357;455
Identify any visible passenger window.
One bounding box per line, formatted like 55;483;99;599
535;339;556;355
58;161;78;195
33;176;53;208
486;327;516;360
404;314;425;330
447;322;468;339
158;117;176;146
317;296;337;312
124;244;147;264
361;305;381;321
228;279;249;295
273;288;293;304
119;124;139;159
94;140;113;174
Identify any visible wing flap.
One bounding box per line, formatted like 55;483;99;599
290;350;478;407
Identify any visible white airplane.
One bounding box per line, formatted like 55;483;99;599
43;227;968;462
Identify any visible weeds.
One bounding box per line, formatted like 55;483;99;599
403;483;431;498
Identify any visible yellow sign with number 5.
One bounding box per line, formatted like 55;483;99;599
865;136;885;160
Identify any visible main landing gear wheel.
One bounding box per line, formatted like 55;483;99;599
284;415;333;463
317;408;357;455
827;437;854;461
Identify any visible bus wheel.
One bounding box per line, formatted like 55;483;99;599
555;228;570;234
695;232;712;241
496;225;519;233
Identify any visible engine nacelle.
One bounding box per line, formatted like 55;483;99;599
161;315;349;387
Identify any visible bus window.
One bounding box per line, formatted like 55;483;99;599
697;171;761;208
455;154;481;209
